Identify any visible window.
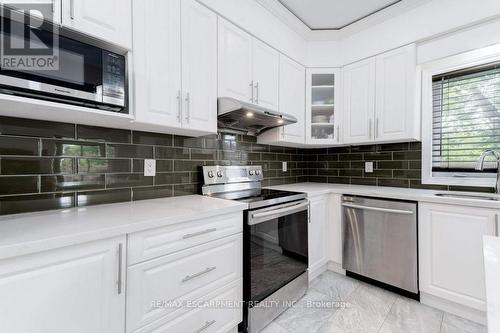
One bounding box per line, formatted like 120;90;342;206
421;45;500;187
432;63;500;172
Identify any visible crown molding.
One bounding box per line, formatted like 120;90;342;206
257;0;434;41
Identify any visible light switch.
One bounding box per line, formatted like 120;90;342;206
365;161;374;173
144;159;156;176
282;162;287;172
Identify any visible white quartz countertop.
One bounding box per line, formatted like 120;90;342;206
484;236;500;332
0;195;247;260
267;183;500;209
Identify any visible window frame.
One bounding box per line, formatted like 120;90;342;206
420;44;500;187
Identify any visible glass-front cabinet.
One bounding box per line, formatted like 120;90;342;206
306;68;341;145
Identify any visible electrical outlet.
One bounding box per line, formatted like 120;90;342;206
282;162;287;172
144;159;156;176
365;161;374;173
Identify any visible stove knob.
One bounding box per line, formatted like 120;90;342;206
249;170;254;176
255;170;261;176
207;171;214;178
217;171;223;177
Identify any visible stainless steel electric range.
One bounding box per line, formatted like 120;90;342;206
201;165;309;333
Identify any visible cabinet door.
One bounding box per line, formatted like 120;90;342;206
181;0;217;133
419;203;497;311
133;0;182;128
252;38;279;110
327;194;343;267
2;0;61;24
342;58;376;144
218;18;253;102
309;196;328;279
375;44;418;142
61;0;132;48
0;237;126;333
280;55;305;143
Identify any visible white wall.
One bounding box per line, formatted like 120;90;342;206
307;0;500;67
198;0;308;64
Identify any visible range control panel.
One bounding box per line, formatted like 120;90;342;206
202;165;263;185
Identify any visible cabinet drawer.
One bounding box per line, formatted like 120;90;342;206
128;212;242;264
137;280;242;333
126;234;242;332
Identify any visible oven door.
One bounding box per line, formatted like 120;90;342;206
245;199;309;303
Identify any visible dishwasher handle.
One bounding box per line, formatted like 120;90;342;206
342;202;414;215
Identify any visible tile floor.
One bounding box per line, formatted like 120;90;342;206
261;271;487;333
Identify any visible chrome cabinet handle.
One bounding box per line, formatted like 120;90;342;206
336;125;340;142
375;118;379;138
495;215;499;237
70;0;75;19
185;92;190;123
182;266;216;283
182;228;217;239
249;81;254;102
117;243;123;294
51;0;55;13
193;320;216;333
176;90;182;122
254;82;259;104
342;202;414;215
368;119;372;139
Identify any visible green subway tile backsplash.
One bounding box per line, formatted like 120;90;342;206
0;116;493;216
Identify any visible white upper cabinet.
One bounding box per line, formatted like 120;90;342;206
257;54;305;145
133;0;182;129
61;0;132;48
218;18;253;103
133;0;217;136
342;58;376;144
419;203;497;311
180;0;217;133
306;68;342;146
375;44;418;142
342;44;418;145
218;18;279;110
251;39;279;110
2;0;61;23
0;236;126;333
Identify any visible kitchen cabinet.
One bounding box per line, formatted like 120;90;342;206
2;0;61;24
218;18;279;110
308;195;329;280
257;54;305;146
61;0;132;48
327;194;343;270
419;203;498;312
342;58;376;144
0;236;126;333
342;44;418;145
375;44;418;142
306;68;342;145
133;0;217;136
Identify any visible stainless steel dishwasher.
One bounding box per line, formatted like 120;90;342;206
342;196;418;297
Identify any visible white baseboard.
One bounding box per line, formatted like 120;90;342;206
326;261;346;275
420;292;487;325
308;261;328;281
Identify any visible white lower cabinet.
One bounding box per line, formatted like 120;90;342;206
327;194;343;269
126;234;243;332
308;195;329;279
419;203;498;312
0;236;126;333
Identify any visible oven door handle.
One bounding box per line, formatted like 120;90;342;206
248;200;309;226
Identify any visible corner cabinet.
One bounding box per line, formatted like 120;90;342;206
257;55;305;146
342;44;419;145
61;0;132;49
0;236;126;333
419;203;498;312
218;18;279;111
132;0;217;136
306;68;342;146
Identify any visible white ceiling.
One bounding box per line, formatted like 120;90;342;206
278;0;402;30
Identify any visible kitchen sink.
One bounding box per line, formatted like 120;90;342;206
434;193;500;201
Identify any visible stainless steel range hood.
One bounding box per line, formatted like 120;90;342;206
217;97;297;135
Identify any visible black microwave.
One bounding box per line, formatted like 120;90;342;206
0;6;127;112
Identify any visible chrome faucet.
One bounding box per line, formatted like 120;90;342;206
476;149;500;193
